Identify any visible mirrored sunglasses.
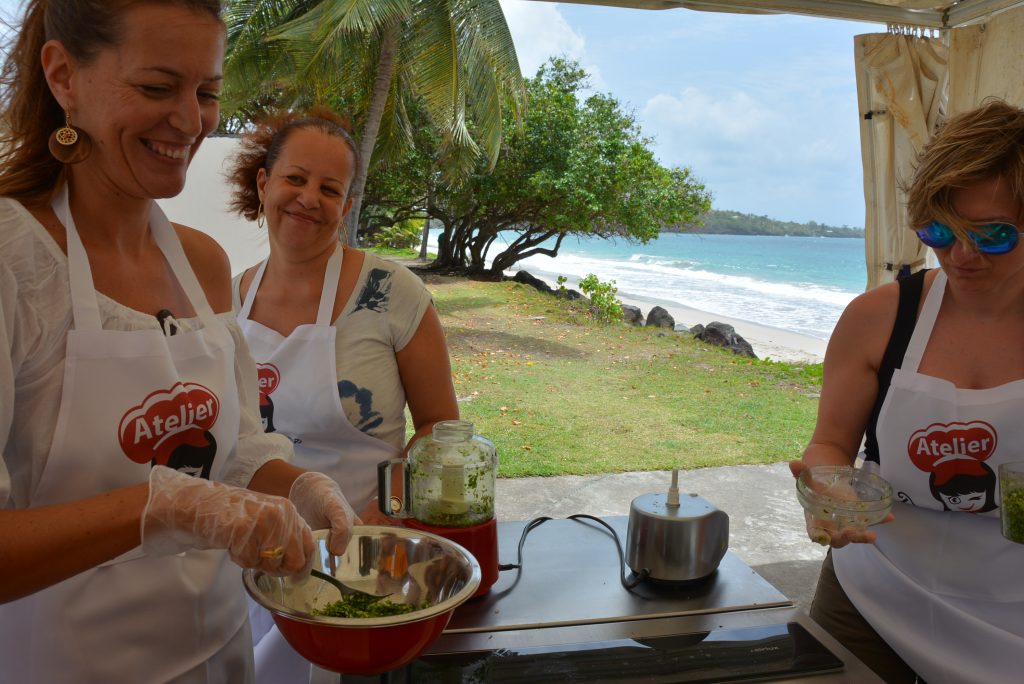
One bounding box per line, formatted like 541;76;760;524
915;220;1021;255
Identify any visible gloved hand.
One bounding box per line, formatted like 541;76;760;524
141;465;314;576
288;471;359;556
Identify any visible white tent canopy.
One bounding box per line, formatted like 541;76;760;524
539;0;1024;289
551;0;1024;29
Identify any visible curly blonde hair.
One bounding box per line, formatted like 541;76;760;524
906;99;1024;241
225;105;359;222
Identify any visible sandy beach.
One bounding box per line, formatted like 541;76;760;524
618;291;828;364
161;137;829;366
518;271;828;364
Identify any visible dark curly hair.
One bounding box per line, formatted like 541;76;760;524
225;105;360;221
0;1;224;205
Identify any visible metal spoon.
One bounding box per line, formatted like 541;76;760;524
310;568;391;602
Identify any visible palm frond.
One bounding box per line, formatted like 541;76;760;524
270;0;410;45
406;0;475;156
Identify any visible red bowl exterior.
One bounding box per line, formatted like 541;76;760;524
272;610;453;675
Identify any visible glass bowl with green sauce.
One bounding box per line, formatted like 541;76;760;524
796;465;893;532
244;526;481;675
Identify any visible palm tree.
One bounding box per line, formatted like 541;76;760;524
223;0;526;245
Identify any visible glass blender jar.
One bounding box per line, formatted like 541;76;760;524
379;420;499;595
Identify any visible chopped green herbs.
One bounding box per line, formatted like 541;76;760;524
1002;487;1024;544
311;593;420;619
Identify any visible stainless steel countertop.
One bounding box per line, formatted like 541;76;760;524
446;516;791;632
310;517;883;683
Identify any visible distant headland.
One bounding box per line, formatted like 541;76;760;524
671;209;864;238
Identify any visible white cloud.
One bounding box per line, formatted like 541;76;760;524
500;0;586;76
642;84;863;226
645;88;774;142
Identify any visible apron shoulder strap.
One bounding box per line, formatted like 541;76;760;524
863;268;928;463
237;259;269;321
238;243;343;326
901;269;945;373
51;184;103;331
315;244;343;326
147;202;220;328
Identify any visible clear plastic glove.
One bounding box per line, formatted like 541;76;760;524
288;471;359;556
141;465;314;576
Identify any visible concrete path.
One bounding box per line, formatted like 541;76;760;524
495;463;826;610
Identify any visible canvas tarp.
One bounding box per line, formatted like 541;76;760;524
855;33;947;290
946;5;1024;113
855;4;1024;290
559;1;1024;30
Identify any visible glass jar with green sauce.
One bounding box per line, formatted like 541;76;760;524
380;420;497;528
1000;461;1024;544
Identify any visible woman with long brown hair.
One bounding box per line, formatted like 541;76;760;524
0;3;356;681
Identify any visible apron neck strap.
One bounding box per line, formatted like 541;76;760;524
239;242;344;327
901;269;946;373
51;183;220;332
316;244;344;325
52;183;102;331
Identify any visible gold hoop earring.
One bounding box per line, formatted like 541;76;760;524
48;110;92;164
256;202;266;229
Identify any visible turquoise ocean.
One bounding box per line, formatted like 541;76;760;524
441;232;867;342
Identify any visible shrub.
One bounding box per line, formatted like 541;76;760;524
371;219;423;249
578;273;623;323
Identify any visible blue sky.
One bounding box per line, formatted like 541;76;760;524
500;1;882;228
0;0;881;227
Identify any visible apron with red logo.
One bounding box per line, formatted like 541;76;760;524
237;244;398;682
834;269;1024;684
0;185;250;684
236;243;398;512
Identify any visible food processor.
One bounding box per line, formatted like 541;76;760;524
625;469;729;583
378;420;499;597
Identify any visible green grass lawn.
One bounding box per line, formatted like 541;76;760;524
421;275;822;477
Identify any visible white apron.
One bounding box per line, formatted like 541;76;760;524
237;244;398;683
835;269;1024;684
0;187;251;683
236;243;398;512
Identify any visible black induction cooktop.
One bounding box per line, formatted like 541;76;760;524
342;621;844;683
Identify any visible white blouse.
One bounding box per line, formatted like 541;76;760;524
0;197;292;507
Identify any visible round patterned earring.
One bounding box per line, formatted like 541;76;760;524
48;110;92;164
256;202;266;229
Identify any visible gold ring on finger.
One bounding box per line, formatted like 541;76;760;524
259;546;286;560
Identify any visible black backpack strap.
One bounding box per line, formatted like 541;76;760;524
862;269;927;463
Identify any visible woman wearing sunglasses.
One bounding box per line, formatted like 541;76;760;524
791;99;1024;684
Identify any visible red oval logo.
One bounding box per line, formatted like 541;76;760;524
907;420;996;473
117;382;220;465
257;363;281;396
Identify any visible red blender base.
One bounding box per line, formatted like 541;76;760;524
405;517;499;597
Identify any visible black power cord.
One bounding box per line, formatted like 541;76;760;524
497;514;651;595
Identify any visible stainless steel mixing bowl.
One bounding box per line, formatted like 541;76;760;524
244;525;481;674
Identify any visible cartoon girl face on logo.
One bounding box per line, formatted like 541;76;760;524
908;421;999;513
929;459;997;512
